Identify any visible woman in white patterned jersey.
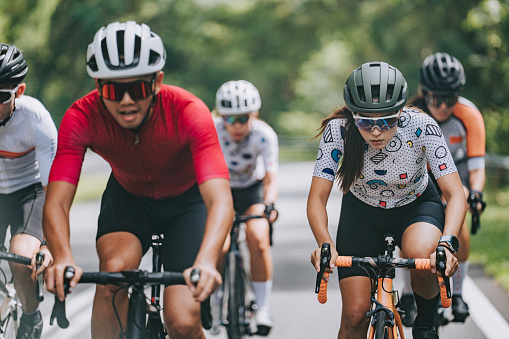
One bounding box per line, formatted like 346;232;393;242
214;80;279;336
308;62;467;339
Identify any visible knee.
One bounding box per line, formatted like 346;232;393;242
95;284;126;300
165;311;201;338
342;305;369;330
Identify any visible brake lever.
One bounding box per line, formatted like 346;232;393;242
315;243;331;293
49;266;74;328
190;268;213;330
35;252;45;302
436;246;451;298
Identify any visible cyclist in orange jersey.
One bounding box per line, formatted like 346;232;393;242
400;52;486;326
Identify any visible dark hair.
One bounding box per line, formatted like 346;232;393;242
315;106;365;193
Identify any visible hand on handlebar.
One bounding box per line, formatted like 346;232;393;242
31;247;53;277
45;259;83;302
430;245;458;278
264;203;279;224
311;243;338;283
184;263;221;302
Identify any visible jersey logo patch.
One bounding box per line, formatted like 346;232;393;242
323;125;334;143
449;135;463;144
370;151;387;165
439;163;447;171
425;124;442;137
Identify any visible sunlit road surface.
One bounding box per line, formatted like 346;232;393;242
38;153;509;338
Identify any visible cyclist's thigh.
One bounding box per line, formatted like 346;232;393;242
336;193;386;280
163;285;201;324
158;185;207;272
97;174;152;254
2;183;45;244
96;232;143;271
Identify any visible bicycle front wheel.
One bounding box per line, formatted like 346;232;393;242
373;311;393;339
225;252;245;339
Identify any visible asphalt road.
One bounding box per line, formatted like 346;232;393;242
35;153;509;339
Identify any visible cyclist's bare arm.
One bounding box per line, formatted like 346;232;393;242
186;178;234;302
435;172;467;275
307;177;338;277
43;180;83;301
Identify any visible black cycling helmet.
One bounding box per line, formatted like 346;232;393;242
344;61;407;113
419;52;465;95
0;44;28;85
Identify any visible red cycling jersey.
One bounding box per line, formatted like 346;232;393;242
49;85;229;199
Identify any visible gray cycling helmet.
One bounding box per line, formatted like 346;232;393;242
216;80;262;115
344;61;407;113
420;52;465;95
86;21;166;79
0;44;28;85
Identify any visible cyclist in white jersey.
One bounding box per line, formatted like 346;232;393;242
214;80;279;336
0;43;56;339
308;62;467;339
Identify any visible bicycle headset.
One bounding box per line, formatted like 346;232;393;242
215;80;262;115
343;61;407;114
419;52;465;96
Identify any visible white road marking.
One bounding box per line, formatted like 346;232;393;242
464;276;509;339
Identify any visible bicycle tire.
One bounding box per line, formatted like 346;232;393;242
146;310;165;339
374;311;392;339
225;252;244;339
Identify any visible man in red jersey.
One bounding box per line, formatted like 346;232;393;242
43;21;233;339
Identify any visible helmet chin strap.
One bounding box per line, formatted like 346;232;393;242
0;101;16;127
131;93;156;134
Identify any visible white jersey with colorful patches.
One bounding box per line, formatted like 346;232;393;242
0;96;57;194
215;118;279;189
313;107;457;209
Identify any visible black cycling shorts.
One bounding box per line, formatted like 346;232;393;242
336;178;445;280
231;180;264;214
97;174;207;272
0;183;45;245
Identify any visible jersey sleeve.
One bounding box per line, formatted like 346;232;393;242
312;119;345;181
260;124;279;173
33;109;58;186
178;100;229;184
454;103;486;171
48;108;90;185
420;116;457;179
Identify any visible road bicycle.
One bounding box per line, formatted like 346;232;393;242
49;234;212;339
315;234;451;339
215;206;276;339
0;247;45;339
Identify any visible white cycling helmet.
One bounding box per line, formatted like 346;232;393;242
215;80;262;115
86;21;166;79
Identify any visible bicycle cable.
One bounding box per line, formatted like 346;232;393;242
111;286;128;338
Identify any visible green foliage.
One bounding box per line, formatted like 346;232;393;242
1;0;509;151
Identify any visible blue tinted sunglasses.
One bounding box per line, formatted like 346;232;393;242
352;110;401;131
222;115;250;125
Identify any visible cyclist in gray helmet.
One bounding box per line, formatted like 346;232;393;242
0;43;56;339
399;52;486;327
308;62;467;339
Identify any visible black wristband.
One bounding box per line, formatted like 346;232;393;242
438;243;455;254
40;240;47;247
